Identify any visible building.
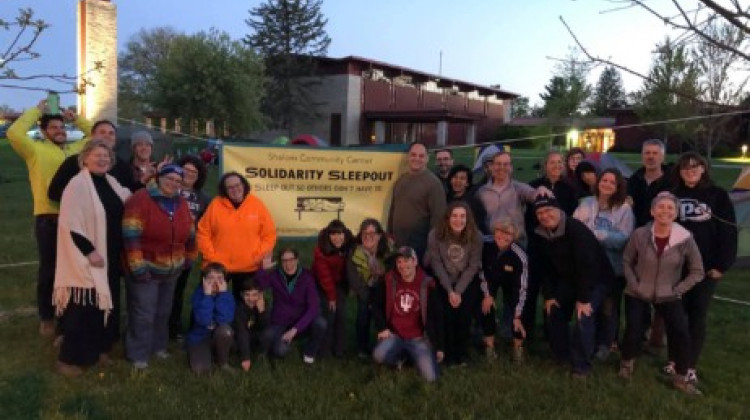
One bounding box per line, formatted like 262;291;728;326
299;56;519;146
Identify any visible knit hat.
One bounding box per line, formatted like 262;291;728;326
574;160;598;177
158;164;184;179
532;195;560;212
131;131;154;147
394;246;417;260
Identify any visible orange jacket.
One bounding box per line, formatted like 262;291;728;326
197;194;277;273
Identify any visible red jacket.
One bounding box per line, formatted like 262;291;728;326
312;245;347;302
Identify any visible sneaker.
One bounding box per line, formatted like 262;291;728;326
52;335;64;348
56;361;83;377
302;355;315;365
674;376;703;396
219;364;237;374
132;361;148;370
511;346;525;364
98;353;112;367
618;360;634;379
595;345;610;361
662;361;676;377
686;369;698;384
485;347;498;362
154;350;171;360
39;320;55;337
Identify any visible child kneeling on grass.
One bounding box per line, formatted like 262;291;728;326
234;278;268;371
185;263;235;374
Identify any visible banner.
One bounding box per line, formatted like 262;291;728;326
222;144;407;237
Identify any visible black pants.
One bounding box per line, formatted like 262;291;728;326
320;283;348;357
481;277;523;341
187;324;234;373
622;295;691;375
169;265;194;337
440;279;480;363
104;265;122;350
596;276;625;349
58;294;108;367
35;215;58;321
674;278;716;369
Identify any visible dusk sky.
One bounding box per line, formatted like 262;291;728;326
2;0;680;111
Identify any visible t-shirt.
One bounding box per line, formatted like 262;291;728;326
655;235;669;257
390;279;423;339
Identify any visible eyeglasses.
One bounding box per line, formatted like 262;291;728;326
162;175;182;183
362;232;381;238
280;257;297;263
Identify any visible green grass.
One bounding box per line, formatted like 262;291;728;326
1;141;749;419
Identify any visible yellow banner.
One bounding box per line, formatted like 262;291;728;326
222;144;408;237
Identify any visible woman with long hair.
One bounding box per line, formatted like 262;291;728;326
667;152;738;384
313;219;354;357
426;201;483;365
573;168;635;359
347;218;396;357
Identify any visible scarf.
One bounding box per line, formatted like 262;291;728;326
53;169;131;323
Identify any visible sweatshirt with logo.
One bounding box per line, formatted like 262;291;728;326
673;184;737;274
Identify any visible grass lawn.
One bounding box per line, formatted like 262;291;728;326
1;141;749;419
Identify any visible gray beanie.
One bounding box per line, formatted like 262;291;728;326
131;131;154;148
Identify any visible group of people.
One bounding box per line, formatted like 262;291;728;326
6;101;738;395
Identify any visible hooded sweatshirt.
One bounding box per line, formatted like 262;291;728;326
573;196;635;276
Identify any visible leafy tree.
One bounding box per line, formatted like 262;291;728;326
540;49;592;118
632;38;703;150
244;0;331;136
590;66;627;115
118;27;181;120
146;29;265;136
511;96;531;118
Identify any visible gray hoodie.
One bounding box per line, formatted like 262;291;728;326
573;197;635;276
622;222;704;303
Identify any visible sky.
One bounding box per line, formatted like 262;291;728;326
1;0;683;111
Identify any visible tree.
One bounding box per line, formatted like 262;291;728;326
244;0;331;136
146;29;265;136
511;96;531;118
118;27;181;120
693;20;749;158
1;8;98;94
632;38;703;150
590;66;627;115
540;49;592;118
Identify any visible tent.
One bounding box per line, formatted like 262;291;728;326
586;152;633;178
291;134;329;147
731;166;750;267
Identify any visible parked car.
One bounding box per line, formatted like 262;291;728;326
26;124;84;142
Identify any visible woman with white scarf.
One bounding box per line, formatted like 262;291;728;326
53;139;131;376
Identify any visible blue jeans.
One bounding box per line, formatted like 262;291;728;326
261;315;327;359
372;336;439;382
546;285;605;374
125;276;178;363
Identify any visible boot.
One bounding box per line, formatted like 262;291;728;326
673;374;703;396
618;359;634;379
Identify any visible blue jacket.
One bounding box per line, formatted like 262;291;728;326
185;285;235;347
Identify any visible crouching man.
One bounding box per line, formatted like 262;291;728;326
532;196;614;378
371;246;445;382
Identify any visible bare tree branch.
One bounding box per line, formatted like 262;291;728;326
670;0;750;62
699;0;750;33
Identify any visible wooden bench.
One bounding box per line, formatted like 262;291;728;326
294;196;345;220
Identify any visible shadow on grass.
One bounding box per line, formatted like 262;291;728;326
0;373;46;420
60;394;109;420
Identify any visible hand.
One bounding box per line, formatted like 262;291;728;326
139;165;156;184
155;155;173;172
594;230;608;241
513;318;526;339
261;253;275;270
576;301;593;320
216;277;228;293
37;99;47;112
449;291;462;308
256;295;265;313
281;328;297;344
328;301;336;312
241;360;252;372
376;329;391;341
436;351;445;363
202;277;215;295
544;299;559;315
535;186;553;197
63;108;77;122
481;295;494;315
87;251;105;268
707;269;723;280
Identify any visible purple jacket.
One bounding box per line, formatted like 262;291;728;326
256;267;319;332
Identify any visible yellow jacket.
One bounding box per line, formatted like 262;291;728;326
6;108;92;215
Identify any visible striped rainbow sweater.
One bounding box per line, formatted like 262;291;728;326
122;183;197;282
